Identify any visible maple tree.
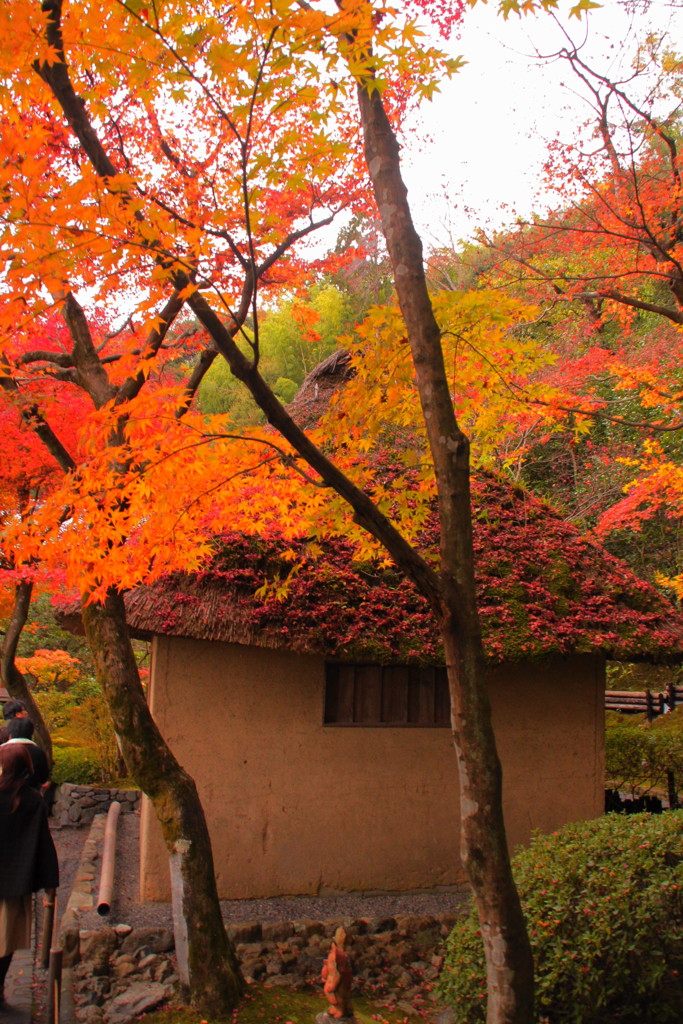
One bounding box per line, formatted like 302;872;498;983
0;315;248;1007
0;318;92;761
471;28;683;594
0;1;600;1021
0;0;423;1013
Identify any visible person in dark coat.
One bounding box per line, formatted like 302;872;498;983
2;699;28;722
0;743;59;1006
4;716;50;789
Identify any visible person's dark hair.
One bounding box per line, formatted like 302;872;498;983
5;717;34;740
0;743;33;811
2;699;28;721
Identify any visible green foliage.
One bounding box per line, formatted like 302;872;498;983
195;345;264;423
17;591;94;670
197;284;356;423
9;590;148;785
52;695;124;785
51;744;104;786
606;662;683;691
438;813;683;1024
34;687;80;732
273;376;298;404
25;670;101;732
71;691;121;782
648;710;683;794
605;711;651;792
262;284;351;379
606;708;683;799
49;685;124;785
140;986;411;1024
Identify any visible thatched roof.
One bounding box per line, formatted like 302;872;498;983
96;469;683;665
285;349;354;428
56;352;683;664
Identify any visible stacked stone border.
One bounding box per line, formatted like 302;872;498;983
73;913;460;1024
59;814;106;967
52;784;140;828
60;814;464;1023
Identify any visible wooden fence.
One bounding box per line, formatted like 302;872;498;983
605;683;683;721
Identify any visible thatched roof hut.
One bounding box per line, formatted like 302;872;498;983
58;349;683;664
83;350;683;900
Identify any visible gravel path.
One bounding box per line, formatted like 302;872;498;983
52;812;470;934
51;822;90;921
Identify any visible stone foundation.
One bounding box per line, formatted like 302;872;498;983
73;913;459;1023
51;784;140;827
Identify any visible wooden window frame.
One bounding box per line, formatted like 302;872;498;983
324;662;450;727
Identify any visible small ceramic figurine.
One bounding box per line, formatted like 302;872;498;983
318;926;354;1022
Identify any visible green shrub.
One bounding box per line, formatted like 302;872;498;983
605;715;650;793
438;812;683;1024
70;692;121;782
606;708;683;802
34;687;80;732
52;745;105;786
649;709;683;791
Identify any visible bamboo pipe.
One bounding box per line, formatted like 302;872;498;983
46;948;62;1024
41;888;57;970
96;801;121;916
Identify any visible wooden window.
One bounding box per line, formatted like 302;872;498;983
324;663;450;727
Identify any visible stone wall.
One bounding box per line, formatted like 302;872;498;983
73;913;460;1024
51;783;140;827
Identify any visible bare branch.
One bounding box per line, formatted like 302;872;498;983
0;369;77;472
115;288;186;406
582;288;683;325
61;291;116;408
178;346;219;415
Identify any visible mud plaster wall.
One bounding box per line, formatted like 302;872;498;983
140;639;604;900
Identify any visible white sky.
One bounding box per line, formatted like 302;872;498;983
401;0;683;245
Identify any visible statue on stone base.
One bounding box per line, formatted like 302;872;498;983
315;925;354;1024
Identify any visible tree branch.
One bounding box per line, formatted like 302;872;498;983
16;350;74;368
35;0;120;178
0;579;53;765
185;288;442;610
0;371;77;472
178;346;219;415
61;291;116;408
583;288;683;325
115;288;186;406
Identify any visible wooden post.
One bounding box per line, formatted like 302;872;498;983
646;689;654;723
46;948;63;1024
41;890;56;970
667;683;676;713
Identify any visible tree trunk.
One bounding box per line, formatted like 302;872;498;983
80;590;243;1016
0;579;53;765
185;60;535;1024
354;83;534;1024
441;618;534;1022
